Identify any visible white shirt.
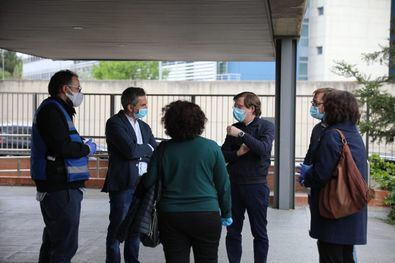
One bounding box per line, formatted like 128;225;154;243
125;113;152;176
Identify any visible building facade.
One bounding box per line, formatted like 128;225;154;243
160;61;218;81
308;0;391;80
390;0;395;77
22;56;98;80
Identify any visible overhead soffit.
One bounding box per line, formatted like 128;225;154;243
0;0;306;61
270;0;307;37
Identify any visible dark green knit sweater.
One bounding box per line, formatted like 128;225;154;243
143;136;231;218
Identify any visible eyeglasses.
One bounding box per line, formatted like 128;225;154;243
310;100;323;107
68;85;82;92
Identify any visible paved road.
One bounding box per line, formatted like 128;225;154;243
0;186;394;263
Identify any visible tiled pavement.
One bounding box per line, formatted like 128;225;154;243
0;186;394;263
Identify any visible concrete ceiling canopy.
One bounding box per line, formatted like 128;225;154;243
0;0;307;61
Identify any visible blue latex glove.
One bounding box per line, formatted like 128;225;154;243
85;139;97;156
298;163;312;185
221;217;233;227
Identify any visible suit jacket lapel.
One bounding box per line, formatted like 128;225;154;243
118;110;137;141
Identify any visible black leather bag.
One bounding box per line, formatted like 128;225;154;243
139;195;160;247
139;142;166;247
116;141;167;246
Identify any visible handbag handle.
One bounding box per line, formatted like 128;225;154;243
333;129;348;145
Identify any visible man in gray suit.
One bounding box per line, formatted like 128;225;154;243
102;87;157;263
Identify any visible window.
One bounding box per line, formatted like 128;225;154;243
299;63;308;75
317;7;324;16
218;62;227;74
299;56;308;62
316;46;323;55
301;24;308;36
299;38;309;47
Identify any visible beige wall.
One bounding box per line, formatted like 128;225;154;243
3;79;395;94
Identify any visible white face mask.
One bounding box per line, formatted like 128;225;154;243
66;90;84;107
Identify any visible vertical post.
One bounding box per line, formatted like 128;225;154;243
273;38;297;209
191;95;196;104
33;93;38;117
110;94;115;117
159;61;162;80
1;49;4;80
96;156;100;178
17;158;21;177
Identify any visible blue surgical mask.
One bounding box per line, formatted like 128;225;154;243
135;108;148;119
310;106;325;120
233;107;245;122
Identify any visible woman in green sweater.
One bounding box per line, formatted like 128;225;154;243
143;100;232;263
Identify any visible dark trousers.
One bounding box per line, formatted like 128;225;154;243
159;211;222;263
39;189;83;263
106;189;140;263
318;240;355;263
226;183;270;263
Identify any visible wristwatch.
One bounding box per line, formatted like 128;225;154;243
238;131;245;137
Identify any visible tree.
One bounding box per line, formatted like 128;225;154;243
0;50;23;79
92;61;168;80
334;46;395;224
333;46;395;143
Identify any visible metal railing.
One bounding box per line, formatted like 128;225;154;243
0;92;394;160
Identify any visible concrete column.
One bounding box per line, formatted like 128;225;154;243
273;38;297;209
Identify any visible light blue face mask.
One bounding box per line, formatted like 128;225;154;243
310;106;325;120
233;107;246;122
135;108;148;119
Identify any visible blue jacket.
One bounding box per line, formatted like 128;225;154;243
221;117;275;184
101;110;157;192
303;122;326;165
304;122;368;245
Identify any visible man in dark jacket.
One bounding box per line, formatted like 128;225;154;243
222;91;275;263
30;70;97;262
102;87;156;263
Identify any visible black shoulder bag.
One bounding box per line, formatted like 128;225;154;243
116;141;166;247
138;141;166;247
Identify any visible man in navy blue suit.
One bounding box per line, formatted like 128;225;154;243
102;87;157;263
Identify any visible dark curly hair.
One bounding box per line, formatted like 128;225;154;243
161;100;207;140
324;90;361;125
